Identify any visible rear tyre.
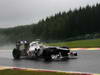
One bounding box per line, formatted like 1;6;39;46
12;48;21;59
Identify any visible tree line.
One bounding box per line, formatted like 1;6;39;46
0;3;100;44
32;3;100;41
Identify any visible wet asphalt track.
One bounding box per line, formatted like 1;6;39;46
0;50;100;73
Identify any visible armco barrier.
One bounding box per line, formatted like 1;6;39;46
0;66;100;75
70;48;100;50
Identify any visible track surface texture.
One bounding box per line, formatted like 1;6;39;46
0;50;100;73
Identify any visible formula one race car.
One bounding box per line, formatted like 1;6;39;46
12;41;77;61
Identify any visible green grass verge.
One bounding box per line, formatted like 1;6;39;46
46;38;100;48
0;69;81;75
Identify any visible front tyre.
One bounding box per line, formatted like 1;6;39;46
12;48;21;59
44;55;52;61
42;49;52;61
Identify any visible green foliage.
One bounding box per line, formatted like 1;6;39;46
32;4;100;41
1;4;100;45
0;25;34;45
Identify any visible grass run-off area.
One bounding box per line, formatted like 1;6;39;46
0;69;82;75
46;38;100;48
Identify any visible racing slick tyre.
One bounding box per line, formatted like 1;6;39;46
42;49;52;61
12;48;21;59
44;55;52;61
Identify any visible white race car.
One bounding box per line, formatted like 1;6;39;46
12;41;77;61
